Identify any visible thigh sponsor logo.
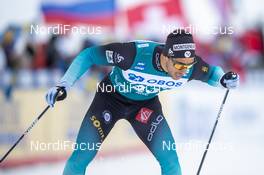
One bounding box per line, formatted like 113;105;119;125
90;116;105;142
136;107;154;124
102;110;112;124
147;115;164;142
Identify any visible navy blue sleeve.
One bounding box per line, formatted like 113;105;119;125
97;42;136;70
189;55;224;87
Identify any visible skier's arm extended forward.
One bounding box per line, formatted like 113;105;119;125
189;55;239;88
45;42;136;107
61;42;136;86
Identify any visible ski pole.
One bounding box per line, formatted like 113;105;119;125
196;89;230;175
0;105;50;164
0;88;66;164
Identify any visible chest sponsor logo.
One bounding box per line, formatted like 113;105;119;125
122;70;187;89
134;62;146;71
137;43;149;48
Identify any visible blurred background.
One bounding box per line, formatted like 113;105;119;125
0;0;263;175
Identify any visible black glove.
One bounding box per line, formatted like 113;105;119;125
220;71;239;89
45;83;68;107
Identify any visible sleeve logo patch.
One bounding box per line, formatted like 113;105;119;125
114;53;124;63
202;66;209;72
106;50;114;63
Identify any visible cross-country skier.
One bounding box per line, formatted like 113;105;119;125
45;30;239;175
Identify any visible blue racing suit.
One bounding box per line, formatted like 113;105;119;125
61;41;224;175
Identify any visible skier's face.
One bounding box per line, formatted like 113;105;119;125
166;57;196;80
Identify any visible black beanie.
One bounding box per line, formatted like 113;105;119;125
162;30;196;58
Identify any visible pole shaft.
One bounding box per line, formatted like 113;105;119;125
196;90;229;175
0;106;50;163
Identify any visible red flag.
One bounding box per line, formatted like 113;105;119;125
126;0;187;30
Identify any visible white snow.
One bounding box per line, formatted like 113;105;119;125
1;140;263;175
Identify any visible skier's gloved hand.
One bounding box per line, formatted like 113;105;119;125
45;82;69;107
220;71;239;89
